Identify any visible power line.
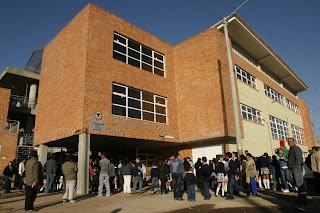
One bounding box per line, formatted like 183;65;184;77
192;0;223;19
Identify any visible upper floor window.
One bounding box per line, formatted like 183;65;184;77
235;66;256;88
240;104;262;124
269;115;288;140
286;99;300;114
264;84;284;104
291;125;305;144
113;32;165;77
112;83;167;124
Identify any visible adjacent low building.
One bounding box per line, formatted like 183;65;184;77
31;4;315;194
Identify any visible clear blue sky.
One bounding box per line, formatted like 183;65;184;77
1;0;319;140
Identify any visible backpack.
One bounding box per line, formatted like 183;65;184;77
133;163;143;177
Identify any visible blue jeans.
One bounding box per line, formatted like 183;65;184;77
248;177;257;195
228;174;249;198
280;168;292;190
151;177;159;192
132;176;143;194
45;174;54;192
187;184;196;201
202;177;211;199
98;173;110;196
172;173;182;199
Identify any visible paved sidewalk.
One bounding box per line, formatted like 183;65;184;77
0;188;319;213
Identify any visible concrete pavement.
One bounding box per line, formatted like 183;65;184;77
0;188;319;213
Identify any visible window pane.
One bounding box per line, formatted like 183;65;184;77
142;55;152;65
154;52;163;61
142;102;154;112
156;105;166;114
113;43;126;54
113;84;126;95
113;52;126;63
142;46;152;56
112;94;126;106
128;88;140;99
142;92;154;102
154;60;164;69
128;108;141;119
154;68;164;77
128;40;140;51
248;114;252;120
114;34;126;45
156;97;165;105
142;111;154;121
156;114;166;124
142;63;152;73
128;98;141;109
112;105;126;116
128;58;140;68
128;49;140;60
242;112;247;119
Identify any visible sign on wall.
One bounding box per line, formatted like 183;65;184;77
94;110;103;121
90;122;106;132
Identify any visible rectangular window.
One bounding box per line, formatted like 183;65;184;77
291;125;305;144
235;65;256;88
264;84;284;104
240;104;262;124
286;99;300;114
112;83;167;124
269;115;288;140
113;32;165;77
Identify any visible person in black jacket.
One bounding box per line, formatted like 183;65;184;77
259;153;270;190
195;158;203;189
159;161;170;194
3;161;15;193
227;152;250;200
132;158;144;194
201;157;212;200
185;167;197;202
215;155;226;197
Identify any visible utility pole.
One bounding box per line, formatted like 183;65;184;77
223;17;243;155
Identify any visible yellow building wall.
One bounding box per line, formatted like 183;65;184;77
233;76;308;157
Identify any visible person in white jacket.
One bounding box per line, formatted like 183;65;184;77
18;159;27;190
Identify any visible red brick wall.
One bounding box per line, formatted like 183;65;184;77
83;4;179;142
0;132;18;171
298;99;315;150
174;27;242;142
0;88;18;171
34;6;90;145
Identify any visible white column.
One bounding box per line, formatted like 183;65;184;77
77;133;90;195
28;84;37;109
38;144;48;165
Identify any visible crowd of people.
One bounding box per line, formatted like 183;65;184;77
1;137;320;211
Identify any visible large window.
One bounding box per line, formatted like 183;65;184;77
240;104;262;124
264;84;284;104
286;99;300;114
269;115;288;140
113;32;165;77
112;83;167;124
291;125;305;144
235;66;256;88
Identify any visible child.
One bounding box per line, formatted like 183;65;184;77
215;155;226;197
150;163;160;194
91;167;99;193
185;167;197;202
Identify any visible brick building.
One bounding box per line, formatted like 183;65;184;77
33;4;315;194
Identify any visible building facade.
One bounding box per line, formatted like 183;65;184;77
33;4;315;193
